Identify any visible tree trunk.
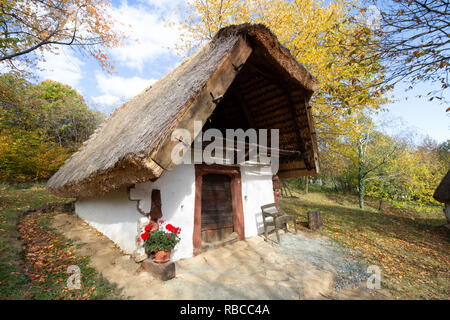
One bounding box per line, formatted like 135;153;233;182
305;176;309;194
358;143;365;210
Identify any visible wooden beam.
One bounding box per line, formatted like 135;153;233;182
231;86;256;128
284;91;313;170
304;97;320;173
201;136;308;159
277;167;317;178
246;62;312;170
149;189;162;221
151;37;253;170
193;167;203;256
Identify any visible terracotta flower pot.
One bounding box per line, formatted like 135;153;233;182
154;250;171;263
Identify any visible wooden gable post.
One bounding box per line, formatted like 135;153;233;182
151;37;253;170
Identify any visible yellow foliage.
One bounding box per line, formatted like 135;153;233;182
177;0;389;143
0;129;71;182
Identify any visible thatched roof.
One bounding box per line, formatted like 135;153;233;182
47;23;319;198
433;170;450;204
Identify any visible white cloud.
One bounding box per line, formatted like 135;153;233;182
109;1;181;72
91;94;122;107
37;48;85;89
92;73;156;107
139;0;178;9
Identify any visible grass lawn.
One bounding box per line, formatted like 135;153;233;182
1;182;448;300
280;187;450;300
0;183;123;299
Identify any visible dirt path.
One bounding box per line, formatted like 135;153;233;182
51;212;390;300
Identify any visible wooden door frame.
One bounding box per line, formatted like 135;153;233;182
193;164;245;255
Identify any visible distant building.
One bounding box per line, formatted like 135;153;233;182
433;170;450;228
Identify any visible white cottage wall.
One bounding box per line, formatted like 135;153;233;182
139;165;196;261
75;165;196;260
76;188;143;254
75;163;275;262
240;165;275;238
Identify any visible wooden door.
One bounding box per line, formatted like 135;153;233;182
201;173;234;243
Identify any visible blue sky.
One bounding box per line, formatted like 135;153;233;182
36;0;449;144
37;0;182;113
374;82;449;144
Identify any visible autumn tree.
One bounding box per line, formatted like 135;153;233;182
354;122;408;209
403;137;450;205
318;115;405;208
437;139;450;164
0;73;104;181
0;0;124;72
368;0;450;101
319;116;448;208
177;0;389;146
26;80;104;150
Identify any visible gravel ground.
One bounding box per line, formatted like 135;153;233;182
277;233;369;290
53;213;389;299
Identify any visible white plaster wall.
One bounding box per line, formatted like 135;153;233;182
136;165;196;261
76;188;143;254
240;164;275;238
75;165;196;261
75;163;274;261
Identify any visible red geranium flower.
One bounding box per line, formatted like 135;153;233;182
141;232;149;241
166;224;175;232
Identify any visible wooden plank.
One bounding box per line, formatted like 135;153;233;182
232;87;256;128
279;159;307;170
241;84;280;103
304;97;320;173
201;224;234;231
201;173;233;228
277;168;317;178
230;176;245;241
246;95;289;113
202;226;234;243
193;168;203;256
151;37;253;170
246;62;312;170
285;92;312;170
149;189;162;221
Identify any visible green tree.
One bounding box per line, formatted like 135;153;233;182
0;73;104;182
437;139;450;165
27;80;104;150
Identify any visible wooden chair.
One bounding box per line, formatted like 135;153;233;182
261;203;297;244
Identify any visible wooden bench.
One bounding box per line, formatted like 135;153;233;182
261;203;297;244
